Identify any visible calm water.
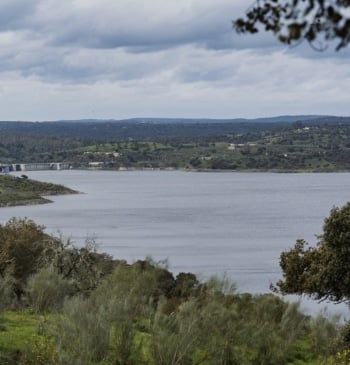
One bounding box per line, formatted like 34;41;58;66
3;170;350;315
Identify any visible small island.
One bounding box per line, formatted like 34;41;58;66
0;174;78;207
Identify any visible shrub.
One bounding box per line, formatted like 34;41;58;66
25;266;75;313
0;274;17;312
19;335;58;365
53;296;109;365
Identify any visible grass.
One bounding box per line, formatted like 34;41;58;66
0;311;59;365
0;311;38;353
0;311;41;364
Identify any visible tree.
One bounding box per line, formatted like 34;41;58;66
234;1;350;51
0;218;49;299
274;202;350;303
41;236;115;296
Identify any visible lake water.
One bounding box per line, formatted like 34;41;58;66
3;170;350;316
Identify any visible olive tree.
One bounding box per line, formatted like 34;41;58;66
274;202;350;303
0;218;49;299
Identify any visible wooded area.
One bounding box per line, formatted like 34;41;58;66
1;117;350;172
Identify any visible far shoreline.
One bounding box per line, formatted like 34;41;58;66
73;167;350;174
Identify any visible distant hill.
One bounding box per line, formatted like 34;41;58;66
51;115;328;124
124;115;331;124
1;115;350;170
0;115;349;141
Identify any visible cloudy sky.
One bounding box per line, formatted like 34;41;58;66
0;0;349;121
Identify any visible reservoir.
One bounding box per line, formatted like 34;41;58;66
2;170;350;315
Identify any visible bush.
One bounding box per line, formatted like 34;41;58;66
0;218;49;300
53;296;109;365
25;266;75;313
0;275;17;312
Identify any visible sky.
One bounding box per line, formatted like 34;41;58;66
0;0;349;121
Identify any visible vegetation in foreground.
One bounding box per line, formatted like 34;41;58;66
0;174;77;207
0;214;350;364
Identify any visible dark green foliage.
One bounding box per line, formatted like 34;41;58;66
132;259;176;300
0;218;49;299
275;202;350;303
234;1;350;51
171;272;199;299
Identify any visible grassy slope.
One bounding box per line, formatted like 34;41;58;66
0;310;330;365
0;311;39;364
0;311;38;352
0;174;77;207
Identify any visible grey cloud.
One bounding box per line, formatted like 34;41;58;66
178;66;233;83
1;0;250;52
0;0;38;31
0;42;173;83
290;40;350;59
0;0;347;87
0;0;348;121
0;0;347;57
47;11;234;51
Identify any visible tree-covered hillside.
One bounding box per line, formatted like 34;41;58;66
1;117;350;171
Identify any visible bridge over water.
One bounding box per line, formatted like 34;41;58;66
0;162;71;173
